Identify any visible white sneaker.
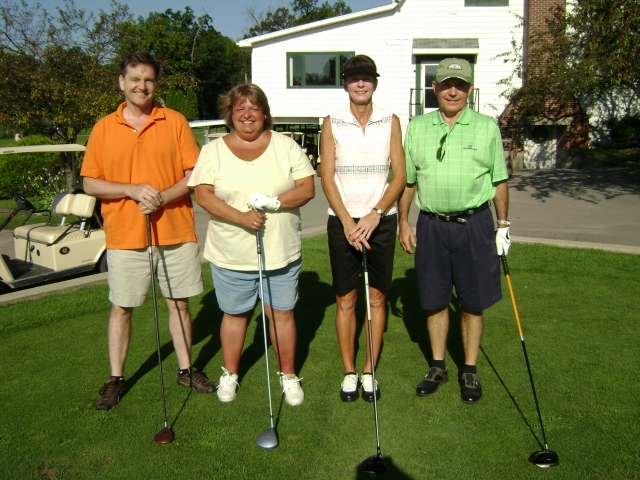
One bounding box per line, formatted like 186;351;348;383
279;372;304;406
216;367;239;403
340;373;360;402
361;373;381;403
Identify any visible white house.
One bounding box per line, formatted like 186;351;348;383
239;0;525;133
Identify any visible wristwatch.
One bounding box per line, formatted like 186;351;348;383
372;208;383;217
497;220;510;226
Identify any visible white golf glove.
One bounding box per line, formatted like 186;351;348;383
495;227;511;256
248;193;280;211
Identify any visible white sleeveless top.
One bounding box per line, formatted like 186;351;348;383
328;104;396;218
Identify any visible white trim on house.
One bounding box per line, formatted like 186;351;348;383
238;1;402;49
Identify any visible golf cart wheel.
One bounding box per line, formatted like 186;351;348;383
98;252;108;273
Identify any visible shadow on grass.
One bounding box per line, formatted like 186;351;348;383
354;455;414;479
387;268;466;374
480;346;543;450
294;270;334;373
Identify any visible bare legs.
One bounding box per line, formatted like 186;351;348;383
220;307;297;375
107;297;194;376
426;306;484;365
335;286;386;374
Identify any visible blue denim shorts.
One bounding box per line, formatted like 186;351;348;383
209;257;301;314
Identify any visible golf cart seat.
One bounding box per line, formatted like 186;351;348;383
14;194;97;245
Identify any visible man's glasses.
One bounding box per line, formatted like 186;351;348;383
436;134;447;161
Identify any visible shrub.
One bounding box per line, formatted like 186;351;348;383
0;135;66;206
606;115;640;148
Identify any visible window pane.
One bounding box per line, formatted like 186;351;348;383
305;54;335;86
425;89;438;109
424;64;437;87
289;54;303;87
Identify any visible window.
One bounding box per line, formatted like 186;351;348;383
287;52;354;88
465;0;509;5
423;63;439;109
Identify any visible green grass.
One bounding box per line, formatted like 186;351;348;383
1;239;639;479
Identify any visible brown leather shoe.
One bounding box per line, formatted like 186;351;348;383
96;377;126;410
177;367;216;394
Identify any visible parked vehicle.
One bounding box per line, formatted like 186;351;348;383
0;144;106;290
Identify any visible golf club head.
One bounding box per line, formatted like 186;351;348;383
154;426;174;445
529;449;559;468
256;427;278;450
358;454;386;474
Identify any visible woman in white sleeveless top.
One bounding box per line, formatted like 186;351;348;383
320;55;406;403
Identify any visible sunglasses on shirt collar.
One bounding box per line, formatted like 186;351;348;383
436;134;447;161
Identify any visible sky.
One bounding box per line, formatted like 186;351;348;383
35;0;390;41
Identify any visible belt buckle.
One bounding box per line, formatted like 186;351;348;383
434;213;450;222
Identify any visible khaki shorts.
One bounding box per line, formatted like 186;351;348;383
107;242;203;307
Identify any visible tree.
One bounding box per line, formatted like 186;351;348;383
115;8;247;118
498;0;640;120
0;0;128;190
245;0;351;38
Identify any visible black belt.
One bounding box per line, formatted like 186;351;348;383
420;201;490;224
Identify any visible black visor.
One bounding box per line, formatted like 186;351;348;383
341;65;380;78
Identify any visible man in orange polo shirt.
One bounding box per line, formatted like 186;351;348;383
81;51;216;410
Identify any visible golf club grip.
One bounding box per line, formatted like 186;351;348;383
500;254;510;275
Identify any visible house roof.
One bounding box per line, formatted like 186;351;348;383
238;0;402;49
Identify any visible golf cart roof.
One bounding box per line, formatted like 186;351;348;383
0;144;86;154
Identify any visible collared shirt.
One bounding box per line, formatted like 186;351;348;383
404;107;507;213
329;104;396;218
81;102;200;249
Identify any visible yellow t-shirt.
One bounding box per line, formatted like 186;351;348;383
188;131;315;271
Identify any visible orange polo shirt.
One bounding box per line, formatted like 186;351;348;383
81;103;199;249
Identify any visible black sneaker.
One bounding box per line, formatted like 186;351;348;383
460;372;482;404
177;367;216;394
416;367;448;396
96;377;126;410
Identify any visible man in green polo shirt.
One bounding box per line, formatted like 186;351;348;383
398;58;511;404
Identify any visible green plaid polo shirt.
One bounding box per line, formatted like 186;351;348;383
404;107;508;213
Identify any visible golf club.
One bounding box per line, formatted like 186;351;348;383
500;255;558;468
357;248;386;474
146;214;174;445
254;229;278;450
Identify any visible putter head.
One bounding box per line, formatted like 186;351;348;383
358;454;386;474
154;426;174;444
256;427;278;450
529;449;559;468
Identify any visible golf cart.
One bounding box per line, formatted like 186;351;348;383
0;144;106;290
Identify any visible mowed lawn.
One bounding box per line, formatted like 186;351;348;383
0;238;638;479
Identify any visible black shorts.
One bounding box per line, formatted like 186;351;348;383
327;214;397;295
414;208;501;312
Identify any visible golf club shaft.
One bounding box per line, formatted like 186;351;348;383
500;255;550;450
362;248;382;456
256;229;275;429
147;214;169;429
